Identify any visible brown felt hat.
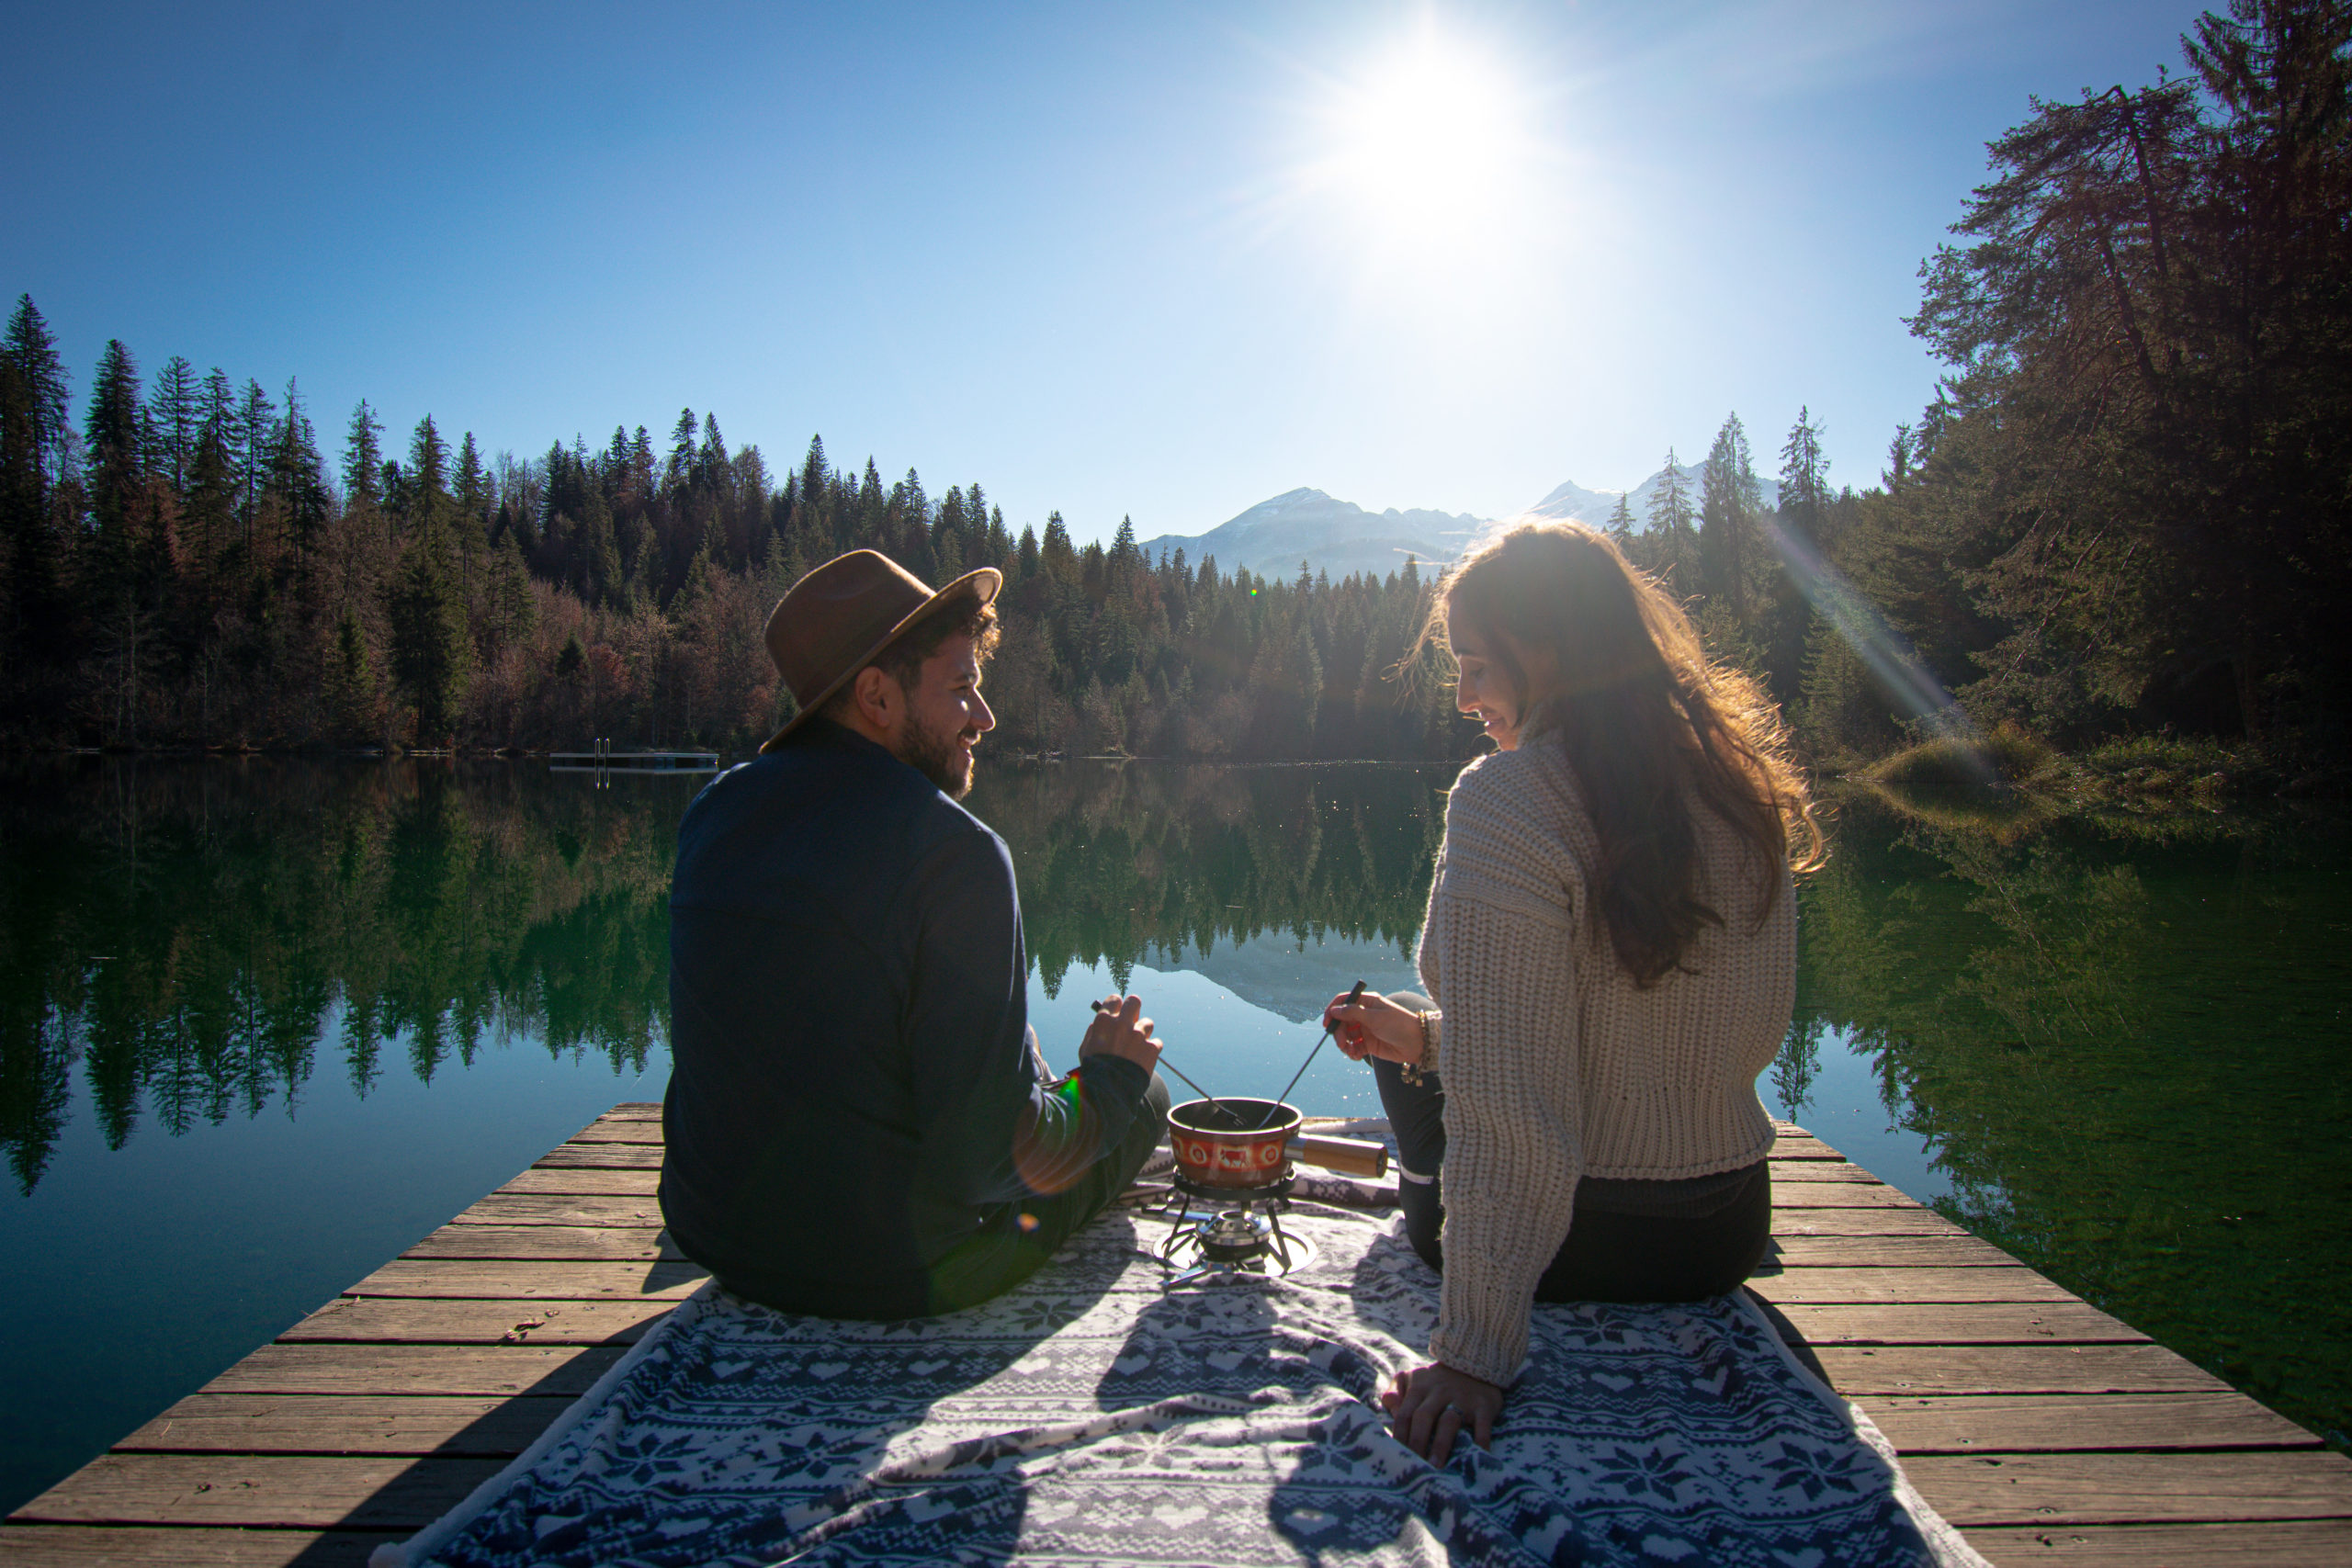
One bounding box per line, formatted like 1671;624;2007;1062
759;550;1002;752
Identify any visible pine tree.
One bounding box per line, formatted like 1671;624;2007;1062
237;378;277;529
1606;491;1636;544
84;340;145;531
1778;406;1831;549
344;401;384;506
1700;412;1765;617
408;415;448;507
4;296;73;487
146;356;199;492
268;379;332;555
1645;448;1698;585
389;517;472;740
667;409;698;492
200;367;239;497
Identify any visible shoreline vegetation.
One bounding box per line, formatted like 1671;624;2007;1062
3;5;2346;819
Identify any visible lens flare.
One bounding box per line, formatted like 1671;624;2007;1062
1756;514;1991;778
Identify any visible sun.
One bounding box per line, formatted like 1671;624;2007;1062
1321;27;1524;242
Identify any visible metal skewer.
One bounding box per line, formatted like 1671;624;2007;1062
1261;979;1365;1128
1091;998;1245;1127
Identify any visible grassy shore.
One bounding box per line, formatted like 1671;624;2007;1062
1821;729;2343;839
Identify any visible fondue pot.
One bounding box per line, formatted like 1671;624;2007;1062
1167;1098;1388;1189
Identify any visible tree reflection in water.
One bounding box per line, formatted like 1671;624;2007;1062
0;758;680;1194
2;758;2342;1447
0;758;1452;1198
1796;790;2351;1448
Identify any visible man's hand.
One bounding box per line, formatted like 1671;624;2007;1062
1080;993;1162;1075
1381;1361;1503;1467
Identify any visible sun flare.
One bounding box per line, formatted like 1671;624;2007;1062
1323;28;1524;241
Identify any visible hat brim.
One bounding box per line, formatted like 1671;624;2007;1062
757;567;1003;754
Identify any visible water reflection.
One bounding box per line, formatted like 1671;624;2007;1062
1;757;2345;1450
966;761;1449;1002
1793;791;2351;1446
0;758;680;1193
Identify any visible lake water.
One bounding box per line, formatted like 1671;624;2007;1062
1;756;2346;1513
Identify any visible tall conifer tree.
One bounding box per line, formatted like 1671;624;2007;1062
344;401;385;505
84;340;144;530
1606;491;1636;544
4;296;73;487
146;356;199;492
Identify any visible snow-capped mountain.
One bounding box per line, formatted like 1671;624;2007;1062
1136;488;1485;582
1135;463;1786;582
1531;462;1781;531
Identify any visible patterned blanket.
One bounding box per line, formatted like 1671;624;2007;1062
381;1190;1983;1567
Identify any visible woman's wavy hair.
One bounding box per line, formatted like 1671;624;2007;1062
1416;520;1824;987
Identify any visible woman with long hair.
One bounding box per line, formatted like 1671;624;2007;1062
1325;519;1823;1467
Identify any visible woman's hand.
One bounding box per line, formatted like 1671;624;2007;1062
1322;990;1422;1066
1381;1361;1502;1466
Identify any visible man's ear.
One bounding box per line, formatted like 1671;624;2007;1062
849;664;900;732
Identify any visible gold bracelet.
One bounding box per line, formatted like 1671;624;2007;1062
1399;1010;1436;1085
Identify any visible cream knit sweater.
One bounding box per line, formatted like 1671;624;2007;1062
1415;736;1796;1387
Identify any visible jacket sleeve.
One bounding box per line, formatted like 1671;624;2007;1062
904;824;1148;1207
1422;775;1586;1388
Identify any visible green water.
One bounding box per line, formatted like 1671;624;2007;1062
1786;790;2352;1447
0;757;2344;1514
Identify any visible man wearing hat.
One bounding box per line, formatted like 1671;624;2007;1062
660;549;1170;1319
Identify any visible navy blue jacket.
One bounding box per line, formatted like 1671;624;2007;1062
659;720;1150;1318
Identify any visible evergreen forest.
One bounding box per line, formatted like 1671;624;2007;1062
0;0;2345;772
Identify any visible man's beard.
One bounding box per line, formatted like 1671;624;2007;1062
900;709;976;798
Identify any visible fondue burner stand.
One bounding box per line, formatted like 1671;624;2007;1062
1154;1170;1308;1287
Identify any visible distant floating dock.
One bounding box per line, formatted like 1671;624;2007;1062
5;1112;2348;1563
548;748;719;774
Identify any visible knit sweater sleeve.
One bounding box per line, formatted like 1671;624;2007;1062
1422;762;1585;1388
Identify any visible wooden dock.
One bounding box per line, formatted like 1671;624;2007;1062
5;1109;2347;1564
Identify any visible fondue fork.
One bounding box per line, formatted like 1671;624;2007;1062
1091;998;1246;1126
1261;979;1365;1128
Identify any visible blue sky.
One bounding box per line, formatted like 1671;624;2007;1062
5;1;2207;546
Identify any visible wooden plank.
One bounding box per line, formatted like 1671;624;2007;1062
495;1168;661;1196
562;1125;663;1145
453;1193;665;1227
1859;1393;2323;1455
0;1525;404;1566
534;1144;662;1169
9;1454;503;1530
1903;1450;2352;1528
1761;1163;1884;1183
1768;1181;1917;1207
116;1395;572;1457
1768;1235;2019;1269
1962;1519;2352;1564
1815;1343;2229;1397
202;1343;623;1398
1770;1301;2146;1345
401;1224;684;1261
283;1296;674;1346
599;1103;662;1119
1770;1206;1970;1237
345;1258;707;1299
1749;1268;2076;1304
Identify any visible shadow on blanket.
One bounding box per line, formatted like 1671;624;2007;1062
380;1205;1982;1568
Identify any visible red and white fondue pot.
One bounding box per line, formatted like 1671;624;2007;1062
1167;1098;1302;1188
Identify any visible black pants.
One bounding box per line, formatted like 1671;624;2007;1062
924;1073;1172;1314
1374;1032;1768;1303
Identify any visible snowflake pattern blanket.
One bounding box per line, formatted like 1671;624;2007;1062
382;1194;1984;1567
